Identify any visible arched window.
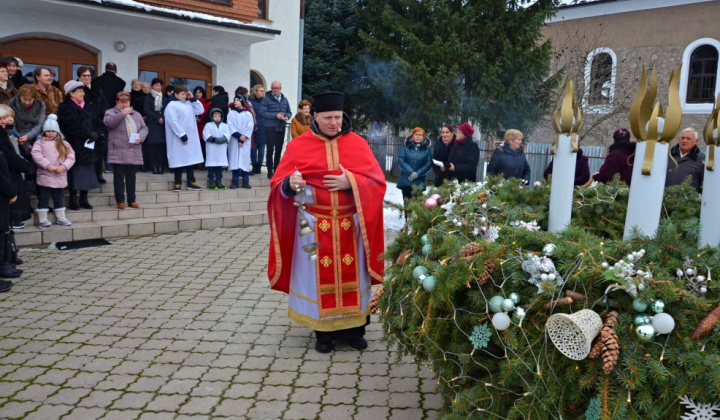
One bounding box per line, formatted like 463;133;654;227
584;48;616;113
250;70;265;89
680;38;720;113
687;45;718;103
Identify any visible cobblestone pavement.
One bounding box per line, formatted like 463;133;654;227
0;226;442;419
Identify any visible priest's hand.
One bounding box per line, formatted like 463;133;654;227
289;171;306;191
449;163;455;171
324;164;350;192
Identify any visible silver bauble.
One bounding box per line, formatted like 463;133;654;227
489;296;505;313
501;299;515;312
513;307;526;322
636;323;656;342
509;292;521;304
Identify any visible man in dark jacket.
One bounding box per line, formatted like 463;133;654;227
0;150;20;286
665;128;705;193
93;62;126;111
259;81;291;178
204;86;229;123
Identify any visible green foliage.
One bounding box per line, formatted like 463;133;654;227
356;0;560;135
381;179;720;419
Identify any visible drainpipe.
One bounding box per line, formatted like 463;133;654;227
298;0;305;102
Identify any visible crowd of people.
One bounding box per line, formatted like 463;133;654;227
0;57;318;292
396;123;708;203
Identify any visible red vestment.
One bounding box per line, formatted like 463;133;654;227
267;130;385;325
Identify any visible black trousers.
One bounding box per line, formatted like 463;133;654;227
265;128;286;172
113;164;137;204
37;187;64;209
148;143;166;168
400;186;413;202
173;166;196;184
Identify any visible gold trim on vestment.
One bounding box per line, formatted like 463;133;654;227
288;307;369;332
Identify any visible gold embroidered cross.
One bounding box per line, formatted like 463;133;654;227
341;219;351;230
342;254;354;265
318;220;331;232
320;256;332;267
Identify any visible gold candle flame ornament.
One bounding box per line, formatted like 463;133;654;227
628;64;682;175
550;79;583;154
703;93;720;171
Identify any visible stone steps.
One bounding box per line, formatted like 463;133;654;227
17;170;272;246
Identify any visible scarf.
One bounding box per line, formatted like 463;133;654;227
123;109;138;140
72;98;85;108
0;81;6;90
150;89;163;112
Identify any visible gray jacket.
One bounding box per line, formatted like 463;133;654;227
665;144;705;192
8;96;46;143
259;93;291;131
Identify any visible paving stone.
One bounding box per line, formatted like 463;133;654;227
0;400;41;418
388;392;422;408
390;408;425;419
62;406;106;420
96;374;138;390
178;396;220;415
322;387;359;405
256;384;293;401
78;390;123;408
318;404;356;420
422;393;444;410
44;387;92;405
354;406;390;419
24;403;73;420
288;386;325;404
158;379;198;395
190;380;229;397
357;389;391;406
389;377;420;393
283;402;322;420
128;377;167;392
0;381;28;397
326;374;358;389
223;382;261;399
138;413;176;420
246;400;288;420
11;383;59;401
212;398;254;417
145;394;187;412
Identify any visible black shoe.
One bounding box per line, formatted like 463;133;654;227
98;176;107;184
0;263;21;279
10;222;25;229
348;338;368;350
267;169;273;179
0;280;12;293
315;340;332;353
68;191;79;211
13;258;22;265
242;183;252;189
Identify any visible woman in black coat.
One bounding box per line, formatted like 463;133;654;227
433;124;455;187
0;107;31;229
143;78;168;174
0;150;21;282
442;122;480;183
58;81;103;210
77;66;110;185
487;129;531;183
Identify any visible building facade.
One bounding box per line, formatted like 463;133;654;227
0;0;300;106
529;0;720;146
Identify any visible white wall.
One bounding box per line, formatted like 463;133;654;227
0;0;277;92
250;1;301;113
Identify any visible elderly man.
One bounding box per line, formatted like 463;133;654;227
259;80;292;178
267;91;385;354
94;62;126;111
665;127;705;192
30;67;63;116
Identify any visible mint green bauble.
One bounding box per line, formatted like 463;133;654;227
422;244;432;257
632;299;648;312
489;296;505;313
420;234;429;245
501;299;515;312
422;276;437;292
413;266;429;280
633;313;651;326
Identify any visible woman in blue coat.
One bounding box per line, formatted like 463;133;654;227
397;127;433;202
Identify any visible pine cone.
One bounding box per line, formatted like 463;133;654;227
601;329;620;374
691;304;720;339
461;242;483;261
474;259;498;285
369;285;385;315
395;249;412;265
477;192;487;204
589;338;603;359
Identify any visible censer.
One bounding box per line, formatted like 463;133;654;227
293;170;318;260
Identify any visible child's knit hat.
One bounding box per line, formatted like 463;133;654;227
43;114;61;134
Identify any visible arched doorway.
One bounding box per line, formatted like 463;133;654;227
250;70;265;89
0;37;98;84
139;53;212;99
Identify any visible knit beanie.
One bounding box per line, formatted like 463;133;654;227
43;114;61;134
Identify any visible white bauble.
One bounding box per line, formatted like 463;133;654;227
501;299;515;312
651;313;675;335
492;312;511;331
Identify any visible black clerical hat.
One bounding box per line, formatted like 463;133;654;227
313;91;344;113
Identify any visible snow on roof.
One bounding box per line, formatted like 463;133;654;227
85;0;269;30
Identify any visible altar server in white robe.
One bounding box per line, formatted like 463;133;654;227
227;94;255;189
202;108;230;190
164;84;205;192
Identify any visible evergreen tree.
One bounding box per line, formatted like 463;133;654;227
356;0;560;136
381;178;718;419
302;0;364;114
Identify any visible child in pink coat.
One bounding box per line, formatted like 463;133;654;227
31;114;75;227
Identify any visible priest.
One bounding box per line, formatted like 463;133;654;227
267;91;386;353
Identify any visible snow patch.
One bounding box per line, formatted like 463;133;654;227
384;182;406;232
90;0;268;28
